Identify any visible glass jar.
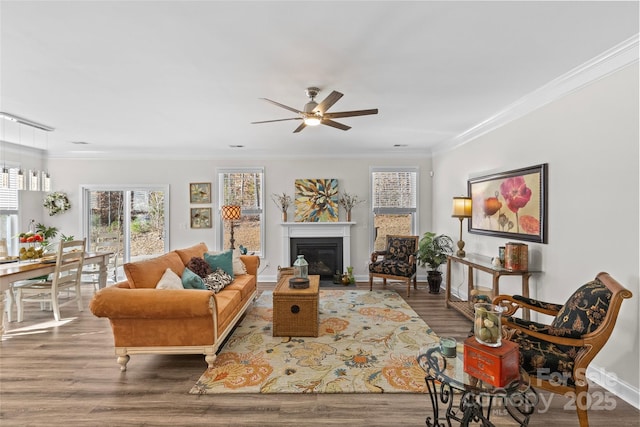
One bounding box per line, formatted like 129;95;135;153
293;255;308;279
474;303;502;347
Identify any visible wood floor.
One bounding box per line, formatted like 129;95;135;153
1;281;638;426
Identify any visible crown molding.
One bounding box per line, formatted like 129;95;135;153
432;34;640;155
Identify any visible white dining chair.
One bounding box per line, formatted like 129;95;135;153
14;239;86;322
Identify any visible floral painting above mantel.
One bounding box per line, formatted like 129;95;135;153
468;164;548;243
294;178;339;222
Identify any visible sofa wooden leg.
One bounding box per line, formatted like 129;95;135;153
117;355;130;372
205;353;217;368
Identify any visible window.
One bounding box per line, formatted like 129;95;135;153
0;168;20;256
218;167;264;255
82;185;169;267
370;167;418;251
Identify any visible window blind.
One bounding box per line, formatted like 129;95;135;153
0;168;19;211
372;170;417;214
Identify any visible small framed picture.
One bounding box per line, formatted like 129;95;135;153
190;208;212;229
190;182;211;204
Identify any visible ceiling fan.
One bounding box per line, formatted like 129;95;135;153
251;87;378;133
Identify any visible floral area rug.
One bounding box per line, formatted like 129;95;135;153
190;289;438;394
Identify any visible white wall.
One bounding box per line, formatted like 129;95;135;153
43;157;433;281
433;64;639;405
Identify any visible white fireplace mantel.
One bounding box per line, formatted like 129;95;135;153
280;222;355;268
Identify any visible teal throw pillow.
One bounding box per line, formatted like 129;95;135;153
204;250;234;279
181;267;206;290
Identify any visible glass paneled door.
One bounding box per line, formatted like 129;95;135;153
83;186;169;278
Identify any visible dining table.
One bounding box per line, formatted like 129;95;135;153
0;251;112;336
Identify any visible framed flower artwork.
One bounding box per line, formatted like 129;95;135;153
294;178;339;222
468;164;548;243
190;208;212;229
190;182;211;204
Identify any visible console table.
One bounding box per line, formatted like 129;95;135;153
445;253;539;321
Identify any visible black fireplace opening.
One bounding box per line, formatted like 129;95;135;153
290;237;343;281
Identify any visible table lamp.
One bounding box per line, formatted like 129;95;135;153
221;205;241;250
452;196;472;257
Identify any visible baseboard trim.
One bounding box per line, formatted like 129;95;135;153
587;364;640;410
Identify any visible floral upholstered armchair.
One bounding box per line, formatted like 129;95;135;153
368;235;419;297
493;272;632;427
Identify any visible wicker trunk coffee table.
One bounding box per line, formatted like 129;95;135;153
273;274;320;337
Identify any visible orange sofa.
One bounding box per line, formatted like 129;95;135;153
89;242;259;371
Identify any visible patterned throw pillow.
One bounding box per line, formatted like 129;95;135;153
186;256;213;278
203;268;233;293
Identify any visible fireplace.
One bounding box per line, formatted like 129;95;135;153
280;221;354;281
290;237;343;280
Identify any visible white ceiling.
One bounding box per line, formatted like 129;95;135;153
1;1;638;159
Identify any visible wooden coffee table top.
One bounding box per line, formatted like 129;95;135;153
274;274;320;297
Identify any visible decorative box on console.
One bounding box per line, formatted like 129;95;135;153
463;336;519;388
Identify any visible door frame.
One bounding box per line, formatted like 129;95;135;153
81;184;170;264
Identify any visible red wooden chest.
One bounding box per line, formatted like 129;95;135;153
463;336;520;388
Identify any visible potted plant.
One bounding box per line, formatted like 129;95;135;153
417;232;454;293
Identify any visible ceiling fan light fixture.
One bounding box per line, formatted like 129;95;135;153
303;116;321;126
303;100;318;113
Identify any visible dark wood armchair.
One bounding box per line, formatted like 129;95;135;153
493;272;632;427
368;235;419;297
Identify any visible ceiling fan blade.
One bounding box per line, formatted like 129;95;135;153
313;90;343;114
323;108;379;119
321;119;351;131
251;117;302;124
293;122;307;133
260;98;303;115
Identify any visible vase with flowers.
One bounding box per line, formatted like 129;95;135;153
271;193;292;222
338;192;364;222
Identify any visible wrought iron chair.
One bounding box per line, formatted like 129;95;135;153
368;235;419;297
15;239;87;322
494;272;632;427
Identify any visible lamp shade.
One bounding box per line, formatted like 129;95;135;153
221;205;241;221
452;196;472;218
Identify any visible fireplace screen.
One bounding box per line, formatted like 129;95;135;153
290;237;343;280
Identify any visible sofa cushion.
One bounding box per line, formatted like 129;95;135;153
174;242;208;265
124;252;185;289
232;249;247;275
225;274;256;301
204;250;234;278
203;268;233;293
186;256;213;278
182;267;206;290
206;250;246;275
213;289;242;336
156;268;184;290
